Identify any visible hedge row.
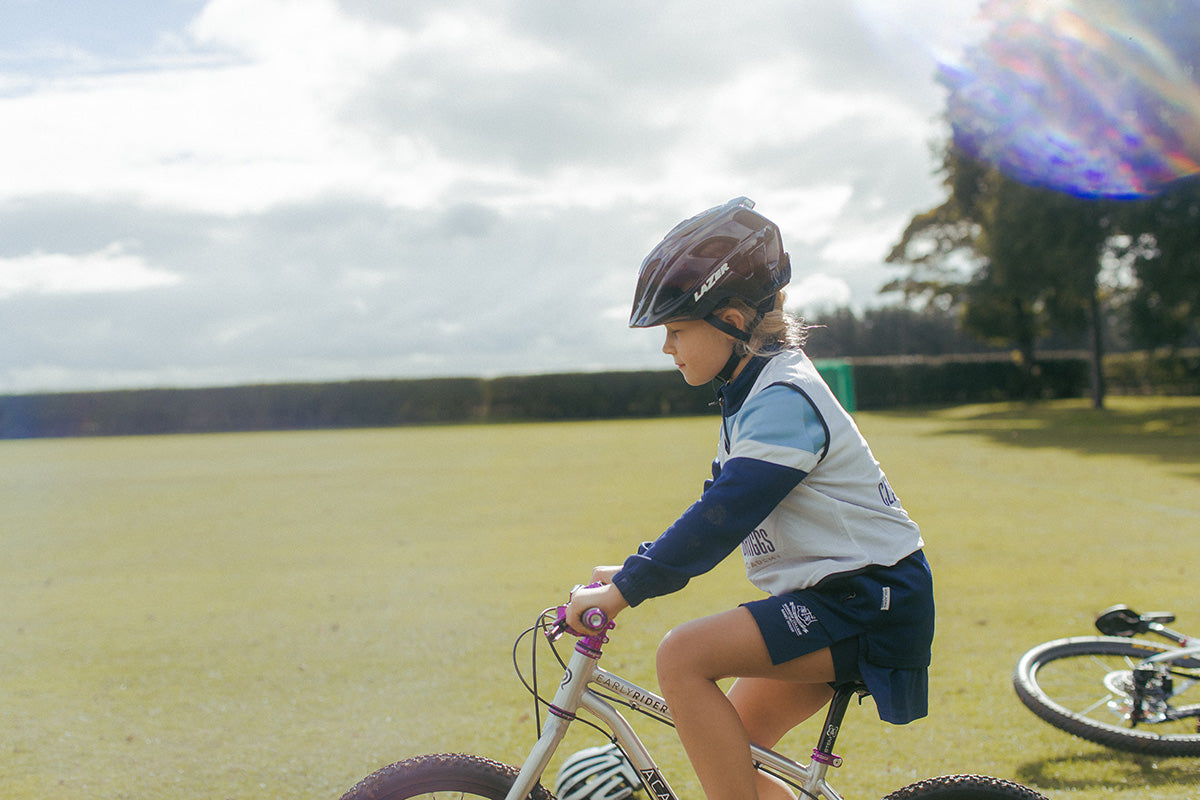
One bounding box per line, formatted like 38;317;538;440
850;355;1089;408
1103;350;1200;396
2;352;1194;439
0;372;717;439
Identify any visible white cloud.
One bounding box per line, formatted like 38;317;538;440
0;0;417;214
190;0;404;74
0;243;182;298
0;0;986;393
786;274;854;315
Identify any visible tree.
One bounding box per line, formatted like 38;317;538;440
1116;176;1200;350
888;146;1117;406
801;305;999;360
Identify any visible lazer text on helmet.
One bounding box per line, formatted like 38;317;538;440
694;263;729;302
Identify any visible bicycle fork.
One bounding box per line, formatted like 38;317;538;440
504;636;606;800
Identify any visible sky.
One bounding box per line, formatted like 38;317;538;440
0;0;988;393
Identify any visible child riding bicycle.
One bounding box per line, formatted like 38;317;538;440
565;197;935;800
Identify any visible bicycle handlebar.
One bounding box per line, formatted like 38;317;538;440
548;583;612;640
551;602;609;638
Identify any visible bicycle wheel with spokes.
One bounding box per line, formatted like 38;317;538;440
339;753;555;800
881;773;1048;799
1013;635;1200;756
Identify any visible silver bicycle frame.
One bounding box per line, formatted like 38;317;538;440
503;632;845;800
1142;643;1200;703
1143;643;1200;666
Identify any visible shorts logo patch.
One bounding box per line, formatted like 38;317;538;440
781;601;819;637
881;586;892;611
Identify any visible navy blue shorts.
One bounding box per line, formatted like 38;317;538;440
742;550;934;725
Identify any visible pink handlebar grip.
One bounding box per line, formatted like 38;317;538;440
582;607;608;631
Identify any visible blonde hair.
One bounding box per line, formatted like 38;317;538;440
724;292;807;357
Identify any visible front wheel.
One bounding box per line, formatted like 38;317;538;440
882;774;1048;799
339;753;555;800
1013;636;1200;756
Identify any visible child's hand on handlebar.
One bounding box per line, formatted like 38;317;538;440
566;581;629;634
590;565;622;585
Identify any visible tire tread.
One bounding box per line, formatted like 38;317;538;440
882;773;1048;799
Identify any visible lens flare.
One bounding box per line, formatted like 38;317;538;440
939;0;1200;198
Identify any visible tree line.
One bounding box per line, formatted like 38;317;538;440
886;143;1200;409
4;348;1195;439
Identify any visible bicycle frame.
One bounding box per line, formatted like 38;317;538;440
1139;643;1200;717
338;603;1042;800
1143;643;1200;669
504;615;856;800
1095;607;1200;720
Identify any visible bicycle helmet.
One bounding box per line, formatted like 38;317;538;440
629;197;791;342
553;743;641;800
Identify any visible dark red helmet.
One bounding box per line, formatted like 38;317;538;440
629;197;791;332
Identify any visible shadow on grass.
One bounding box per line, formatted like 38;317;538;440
1016;747;1200;792
878;398;1200;480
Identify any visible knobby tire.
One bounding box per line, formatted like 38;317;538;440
1013;636;1200;756
339;754;1046;800
881;774;1048;799
339;753;554;800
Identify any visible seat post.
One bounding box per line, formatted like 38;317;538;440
812;682;865;768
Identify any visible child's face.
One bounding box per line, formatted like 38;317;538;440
661;319;738;386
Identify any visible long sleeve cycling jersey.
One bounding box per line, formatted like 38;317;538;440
613;349;922;607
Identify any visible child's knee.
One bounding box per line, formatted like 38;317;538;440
655;627;678;675
655;626;688;686
655;623;709;692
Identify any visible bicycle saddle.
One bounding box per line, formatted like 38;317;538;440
1094;604;1176;636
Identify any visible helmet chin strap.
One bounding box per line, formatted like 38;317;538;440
704;314;749;384
716;347;743;384
703;313;751;342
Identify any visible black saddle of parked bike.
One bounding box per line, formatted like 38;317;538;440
1094;604;1175;637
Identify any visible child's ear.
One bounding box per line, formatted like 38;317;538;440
716;307;747;334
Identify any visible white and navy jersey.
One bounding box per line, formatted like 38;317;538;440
613;349;923;607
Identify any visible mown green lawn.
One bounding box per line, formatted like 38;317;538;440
1;396;1198;800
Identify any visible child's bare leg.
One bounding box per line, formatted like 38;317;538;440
728;677;834;800
656;607;836;800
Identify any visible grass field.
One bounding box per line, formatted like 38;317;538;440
2;396;1198;800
